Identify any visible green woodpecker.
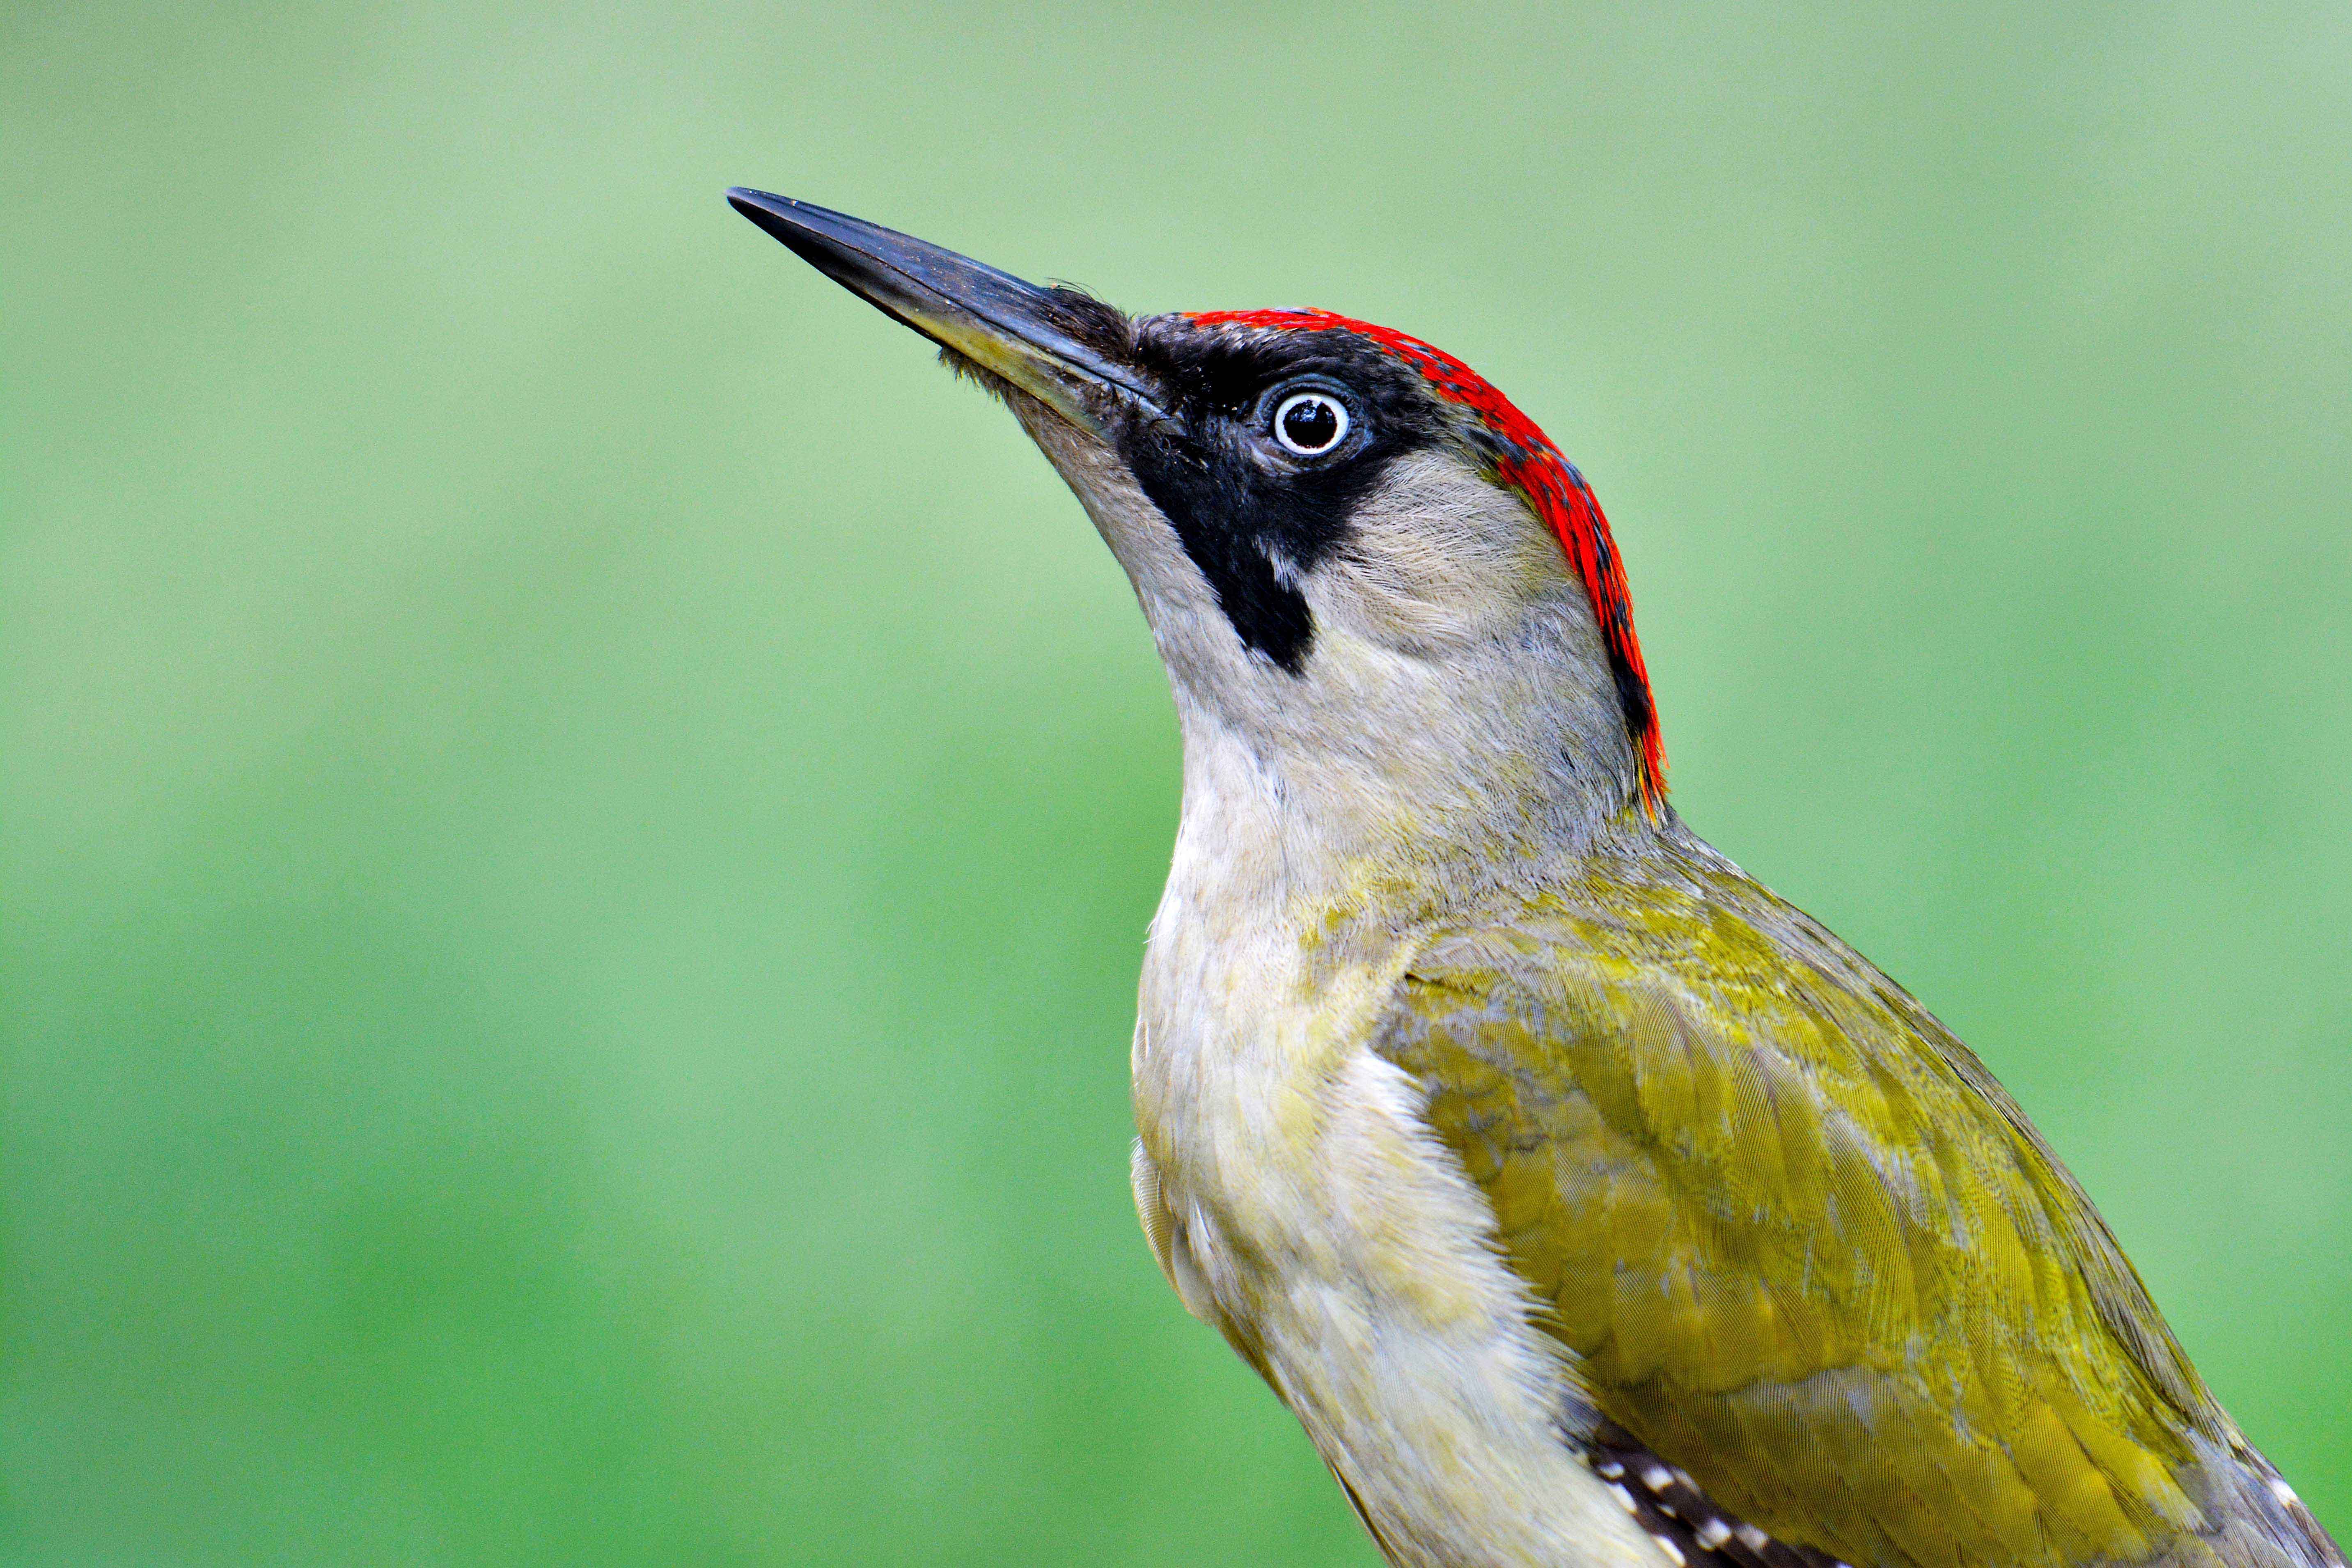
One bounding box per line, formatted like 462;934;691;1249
726;189;2340;1568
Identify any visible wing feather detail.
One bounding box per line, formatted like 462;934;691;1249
1368;837;2333;1568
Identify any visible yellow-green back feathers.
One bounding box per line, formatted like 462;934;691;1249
1373;831;2328;1568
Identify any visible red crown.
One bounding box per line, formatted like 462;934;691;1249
1189;310;1664;809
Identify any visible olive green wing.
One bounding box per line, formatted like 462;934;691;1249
1371;850;2322;1568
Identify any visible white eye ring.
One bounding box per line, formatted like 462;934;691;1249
1272;391;1350;456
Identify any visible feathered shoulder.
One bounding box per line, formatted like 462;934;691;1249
1370;835;2328;1568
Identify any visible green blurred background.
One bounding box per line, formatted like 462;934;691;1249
7;4;2349;1563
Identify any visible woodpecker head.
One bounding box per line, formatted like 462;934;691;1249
730;190;1667;847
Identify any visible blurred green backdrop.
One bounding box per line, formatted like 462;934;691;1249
6;4;2349;1563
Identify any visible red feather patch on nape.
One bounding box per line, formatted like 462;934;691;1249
1188;309;1665;809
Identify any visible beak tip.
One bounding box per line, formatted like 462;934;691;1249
725;186;784;225
727;187;838;270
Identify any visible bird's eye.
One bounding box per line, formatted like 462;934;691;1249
1272;391;1350;456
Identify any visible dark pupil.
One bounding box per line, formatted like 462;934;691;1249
1281;397;1339;450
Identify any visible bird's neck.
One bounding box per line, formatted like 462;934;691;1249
1158;621;1657;945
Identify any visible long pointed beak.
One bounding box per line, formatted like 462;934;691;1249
725;188;1163;432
